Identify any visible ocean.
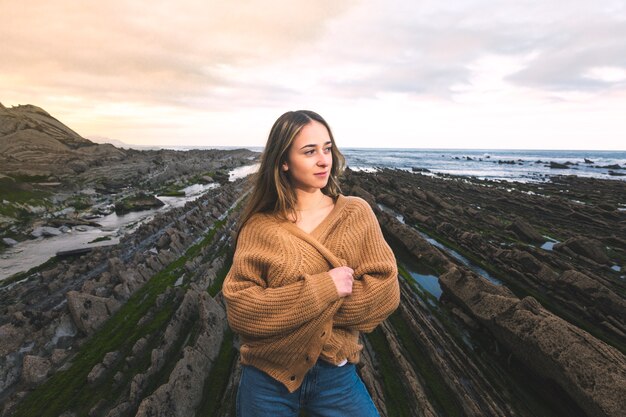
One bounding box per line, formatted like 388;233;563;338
340;148;626;183
175;146;626;183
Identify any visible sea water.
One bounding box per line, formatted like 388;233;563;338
340;148;626;183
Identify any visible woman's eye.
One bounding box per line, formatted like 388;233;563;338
305;150;314;155
324;147;332;153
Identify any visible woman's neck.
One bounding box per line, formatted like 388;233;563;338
290;191;336;231
294;190;328;212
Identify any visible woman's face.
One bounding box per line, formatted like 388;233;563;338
282;120;333;193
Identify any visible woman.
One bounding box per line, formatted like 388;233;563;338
222;110;400;417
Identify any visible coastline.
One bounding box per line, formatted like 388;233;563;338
1;166;625;416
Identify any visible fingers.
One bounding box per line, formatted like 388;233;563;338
329;266;355;297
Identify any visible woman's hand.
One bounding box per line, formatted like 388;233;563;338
329;266;354;297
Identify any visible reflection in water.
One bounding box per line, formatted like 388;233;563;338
416;231;504;286
407;270;442;300
377;202;503;286
0;229;121;281
540;236;559;251
229;164;259;182
1;165;257;281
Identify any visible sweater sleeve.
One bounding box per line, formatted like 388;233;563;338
222;217;340;339
333;199;400;332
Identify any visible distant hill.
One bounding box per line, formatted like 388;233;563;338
88;136;135;148
0;103;93;148
0;103;125;177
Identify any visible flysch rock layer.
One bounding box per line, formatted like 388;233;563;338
440;266;626;417
134;288;226;417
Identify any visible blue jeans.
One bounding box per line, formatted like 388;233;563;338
236;360;381;417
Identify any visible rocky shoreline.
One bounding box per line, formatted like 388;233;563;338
1;177;246;416
2;104;625;417
0;103;258;248
341;169;625;417
1;166;624;417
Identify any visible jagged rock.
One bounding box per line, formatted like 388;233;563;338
66;291;121;334
440;267;626;417
2;237;17;246
349;185;376;207
93;286;110;298
506;250;543;274
115;193;164;214
113;371;124;384
31;226;62;238
425;191;451;209
0;324;26;356
107;257;125;280
0;168;249;412
377;211;450;271
359;340;389;417
506;218;544;242
557;271;626;321
87;363;107;385
132;337;148;357
436;221;457;235
0;352;22;393
21;355;51;384
157;249;175;266
81;274;110;295
145;255;163;272
135;291;226;417
549;161;569;169
156;233;170;249
105;401;132;417
119;269;144;294
129;373;147;403
113;283;131;300
51;349;68;365
554;236;610;264
102;351;120;368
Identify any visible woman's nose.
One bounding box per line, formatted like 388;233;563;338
317;153;330;166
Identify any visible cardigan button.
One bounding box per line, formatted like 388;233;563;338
305;355;310;362
321;331;326;337
290;375;296;381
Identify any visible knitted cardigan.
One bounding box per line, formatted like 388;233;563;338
222;194;400;392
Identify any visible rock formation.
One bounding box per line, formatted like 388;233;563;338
2;159;625;416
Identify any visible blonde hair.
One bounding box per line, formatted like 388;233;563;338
237;110;345;238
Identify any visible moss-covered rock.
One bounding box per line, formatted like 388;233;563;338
115;193;164;214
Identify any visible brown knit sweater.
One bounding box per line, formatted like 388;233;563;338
222;194;400;392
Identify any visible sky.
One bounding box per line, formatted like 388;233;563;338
1;0;625;150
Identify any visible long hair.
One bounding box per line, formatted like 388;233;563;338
236;110;345;240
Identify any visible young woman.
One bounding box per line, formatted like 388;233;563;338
222;110;400;417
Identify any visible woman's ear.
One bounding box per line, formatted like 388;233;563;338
282;162;289;172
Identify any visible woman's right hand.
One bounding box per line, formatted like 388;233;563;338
329;266;354;297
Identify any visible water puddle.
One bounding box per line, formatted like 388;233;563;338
378;202;503;286
417;231;504;286
406;269;442;300
377;203;405;224
540;236;560;251
229;163;259;181
1;165;255;281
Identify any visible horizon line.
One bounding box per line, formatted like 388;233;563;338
98;143;626;153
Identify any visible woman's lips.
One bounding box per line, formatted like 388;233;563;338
314;171;328;177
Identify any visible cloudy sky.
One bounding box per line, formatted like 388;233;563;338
1;0;625;150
